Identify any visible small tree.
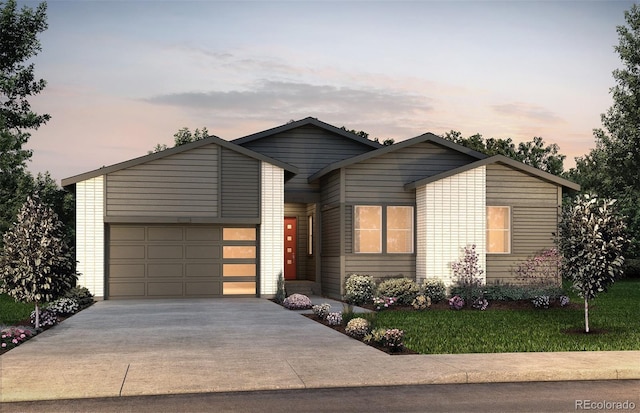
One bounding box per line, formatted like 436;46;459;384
558;194;628;333
0;195;77;328
451;244;485;305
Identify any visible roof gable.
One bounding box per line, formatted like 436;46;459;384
62;134;299;187
404;154;580;191
308;132;487;183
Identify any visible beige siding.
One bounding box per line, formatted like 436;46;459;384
76;176;105;298
486;163;560;283
106;145;219;217
260;162;284;296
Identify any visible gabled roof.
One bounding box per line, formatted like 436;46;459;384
232;117;383;149
404;154;581;191
61;134;300;188
308;132;488;183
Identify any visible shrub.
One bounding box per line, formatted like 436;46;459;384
451;245;485;305
514;248;562;286
30;308;57;327
363;328;386;345
373;296;397;311
282;294;312;310
47;297;79;316
344;274;376;305
325;312;343;326
559;295;570;307
483;283;565;302
376;277;419;305
345;317;370;338
622;258;640;279
312;303;331;319
422;279;446;303
64;287;94;309
383;328;405;350
275;273;286;304
472;298;489;311
532;295;550;309
1;326;35;350
412;294;431;310
448;295;465;310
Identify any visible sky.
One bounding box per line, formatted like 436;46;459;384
18;0;636;183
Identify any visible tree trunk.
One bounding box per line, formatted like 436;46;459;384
584;297;590;333
34;301;40;329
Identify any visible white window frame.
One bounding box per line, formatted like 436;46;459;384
487;206;511;254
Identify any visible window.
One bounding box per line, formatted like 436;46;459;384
487;206;510;253
308;215;313;255
354;206;382;253
387;206;414;253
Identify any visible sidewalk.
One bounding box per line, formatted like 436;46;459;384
1;298;638;402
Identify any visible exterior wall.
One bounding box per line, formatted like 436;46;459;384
485;163;560;283
239;125;376;194
416;166;486;287
221;148;260;218
76;175;105;298
260;162;284;296
319;169;343;298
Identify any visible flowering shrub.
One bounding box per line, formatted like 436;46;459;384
47;297;79;316
532;295;550;309
559;295;570;307
412;294;431;310
373;296;397;311
30;308;57;327
451;245;485;303
344;274;376;305
515;248;562;287
64;286;94;309
1;326;35;350
345;317;370;337
282;294;312;310
422;279;447;303
312;303;331;319
472;298;489;311
376;277;419;305
325;312;343;326
449;295;465;310
383;328;405;351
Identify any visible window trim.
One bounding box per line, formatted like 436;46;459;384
486;206;511;254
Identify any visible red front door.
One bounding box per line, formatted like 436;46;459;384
284;217;297;280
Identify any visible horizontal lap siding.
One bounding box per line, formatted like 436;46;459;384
240;125;376;193
345;255;415;281
221;148;260;218
486;164;560;283
321;206;341;298
107;145;219;217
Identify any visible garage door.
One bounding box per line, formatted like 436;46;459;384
108;225;257;299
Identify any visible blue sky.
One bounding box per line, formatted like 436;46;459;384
21;0;635;181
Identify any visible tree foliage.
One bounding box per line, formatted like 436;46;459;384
0;0;49;238
444;131;566;176
0;195;77;328
149;126;209;153
558;194;628;333
569;5;640;257
340;126;394;146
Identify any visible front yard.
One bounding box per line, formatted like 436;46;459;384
372;279;640;354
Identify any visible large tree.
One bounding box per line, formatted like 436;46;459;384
570;5;640;257
444;131;566;176
149;126;209;153
0;0;50;238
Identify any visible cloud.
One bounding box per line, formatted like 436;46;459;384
492;102;565;123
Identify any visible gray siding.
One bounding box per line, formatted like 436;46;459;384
239;125;376;194
345;142;475;203
321;205;342;298
485;163;560;283
106;145;219;217
221;148;260;218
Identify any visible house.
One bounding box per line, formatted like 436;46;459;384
62;117;580;300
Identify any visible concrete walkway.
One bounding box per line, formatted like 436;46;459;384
1;298;638;402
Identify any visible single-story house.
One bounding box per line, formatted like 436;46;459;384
62;117;580;300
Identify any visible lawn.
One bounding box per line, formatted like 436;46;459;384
0;294;34;325
374;279;640;354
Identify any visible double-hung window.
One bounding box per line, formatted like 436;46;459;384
487;206;510;253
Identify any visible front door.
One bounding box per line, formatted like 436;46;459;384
284;217;297;280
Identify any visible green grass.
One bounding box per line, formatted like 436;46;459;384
374;279;640;354
0;294;34;325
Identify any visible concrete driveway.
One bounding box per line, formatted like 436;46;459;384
1;298;638;402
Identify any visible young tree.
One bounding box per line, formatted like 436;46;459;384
0;195;77;329
558;194;628;333
0;0;50;238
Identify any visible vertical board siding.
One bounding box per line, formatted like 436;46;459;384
106;145;219;217
260;162;284;296
221;148;260;218
239;125;376;193
76;176;105;297
486;163;560;282
417;166;486;287
345;142;475;203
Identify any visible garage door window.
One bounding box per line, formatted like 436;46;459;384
222;227;257;295
223;228;256;241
